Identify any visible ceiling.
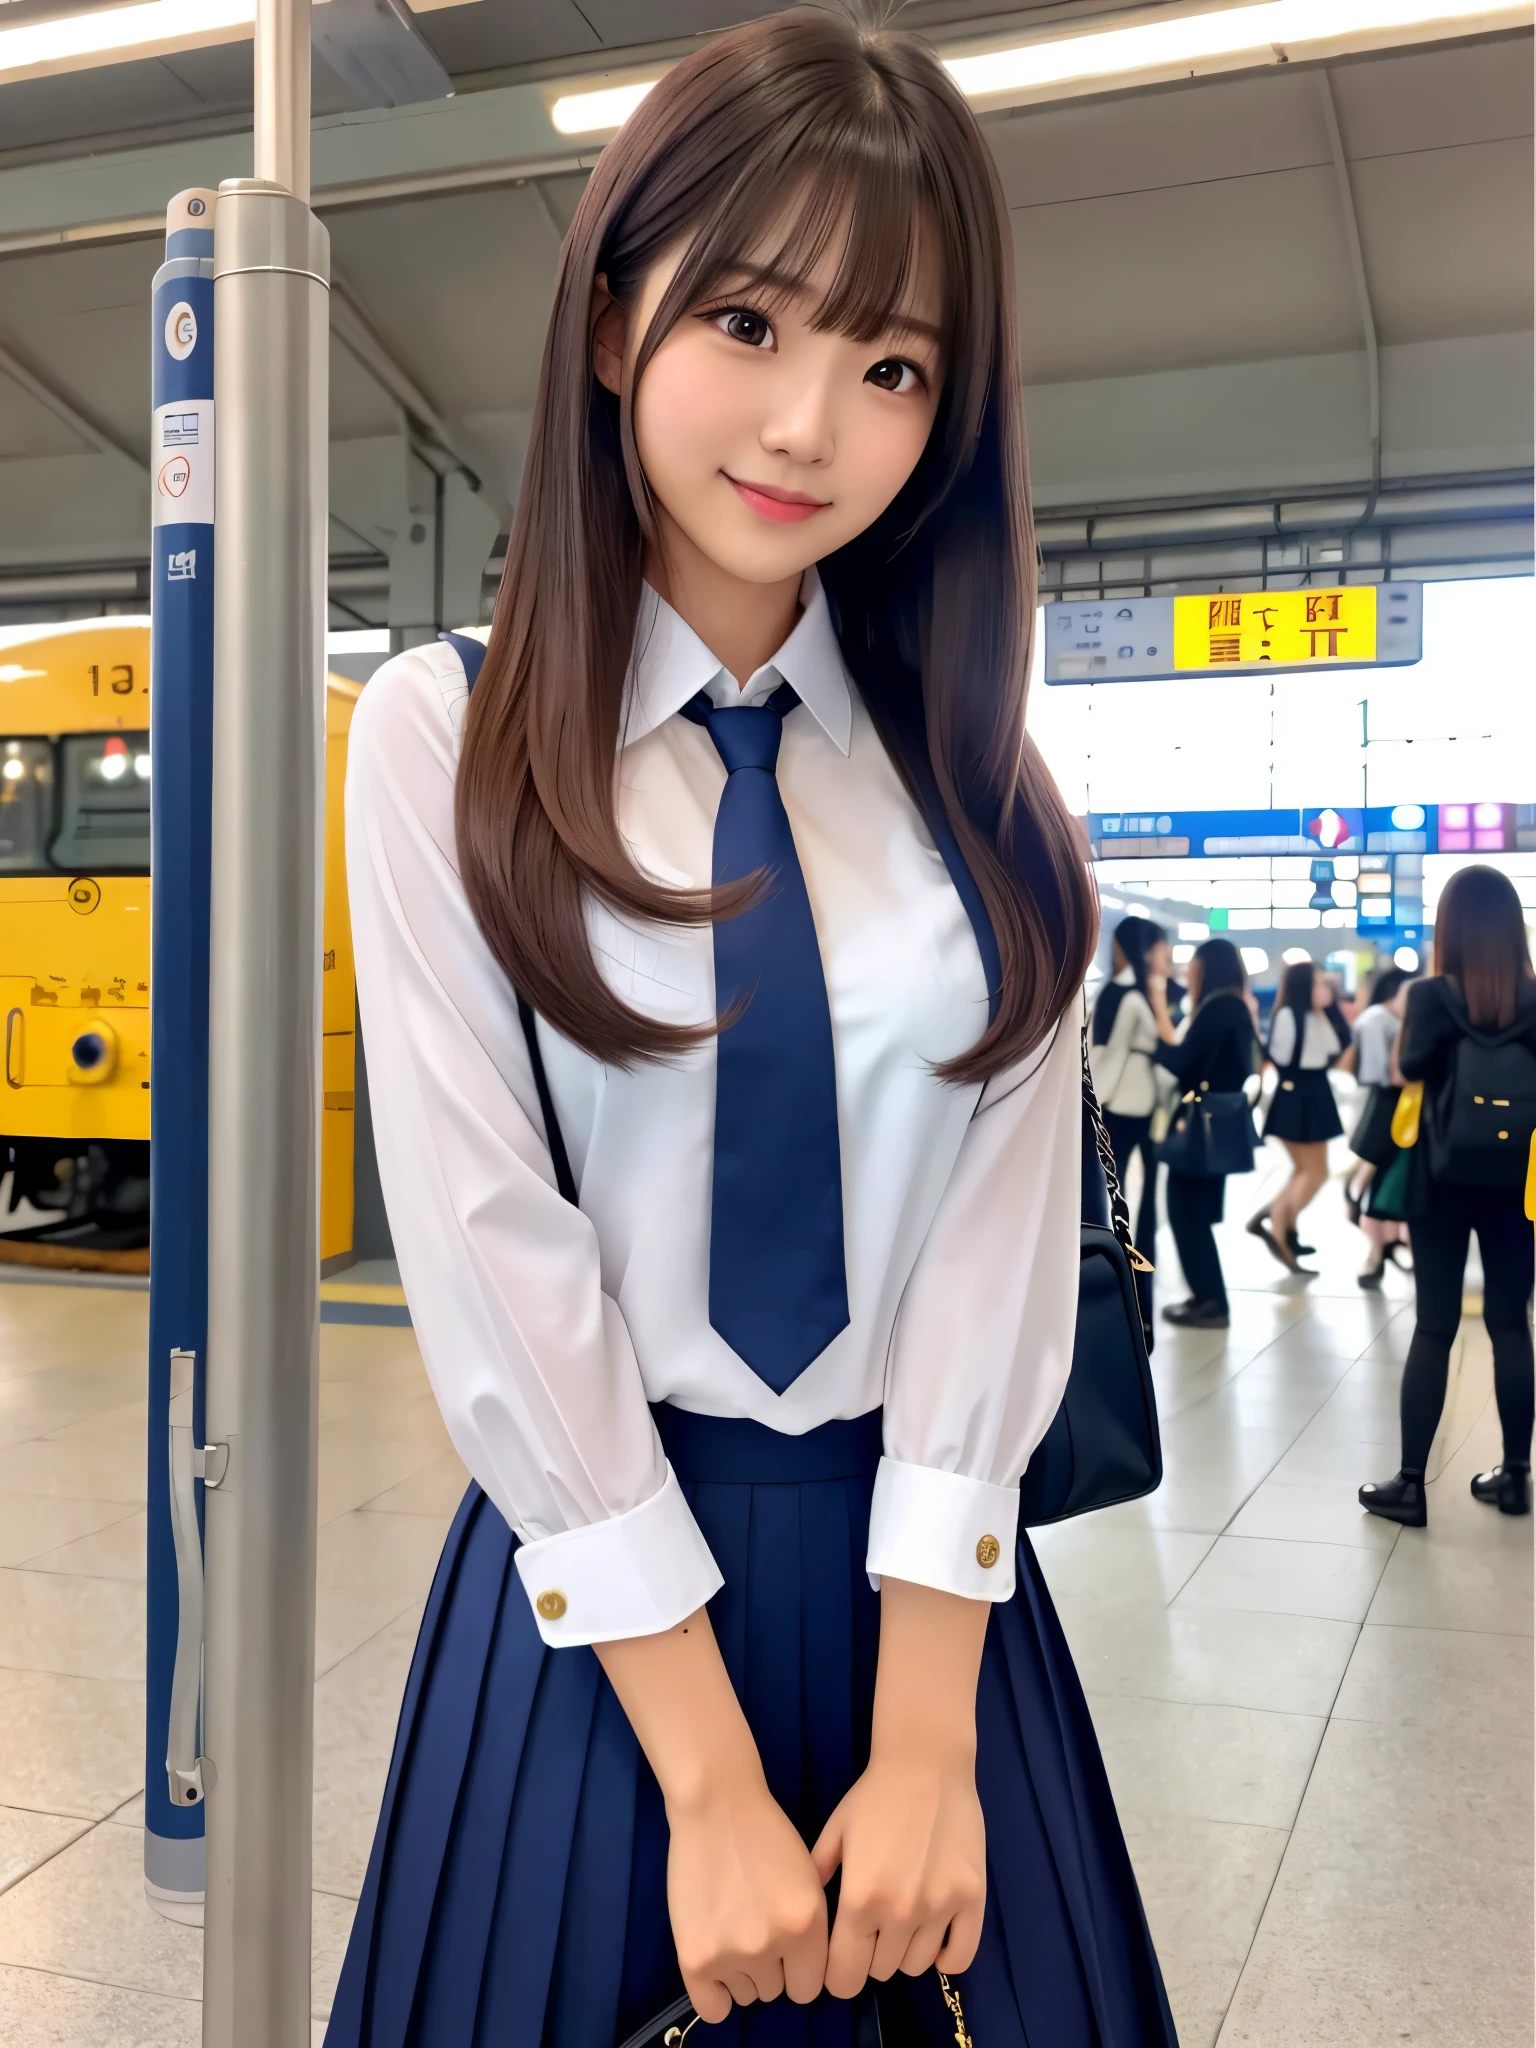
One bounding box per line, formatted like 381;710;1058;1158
0;4;1529;627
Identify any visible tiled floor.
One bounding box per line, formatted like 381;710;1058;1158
0;1145;1529;2046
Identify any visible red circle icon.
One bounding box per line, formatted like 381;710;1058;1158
158;457;190;498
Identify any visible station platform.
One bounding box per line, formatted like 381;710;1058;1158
0;1155;1528;2046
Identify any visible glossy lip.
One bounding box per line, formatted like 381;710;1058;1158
724;473;830;524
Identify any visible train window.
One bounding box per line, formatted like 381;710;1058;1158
0;739;53;872
49;732;151;873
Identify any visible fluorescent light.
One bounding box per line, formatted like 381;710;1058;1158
546;0;1524;139
0;0;260;81
549;79;656;136
944;0;1531;102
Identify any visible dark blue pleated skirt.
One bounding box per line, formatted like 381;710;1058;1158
326;1408;1177;2048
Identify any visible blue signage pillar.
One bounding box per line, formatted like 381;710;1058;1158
144;188;218;1922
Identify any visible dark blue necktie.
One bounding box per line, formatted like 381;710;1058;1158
681;681;849;1393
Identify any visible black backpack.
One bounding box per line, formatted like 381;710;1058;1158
1427;1005;1536;1192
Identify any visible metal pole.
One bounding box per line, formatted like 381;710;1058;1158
202;0;328;2038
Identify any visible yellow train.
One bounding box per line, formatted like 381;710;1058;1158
0;619;359;1271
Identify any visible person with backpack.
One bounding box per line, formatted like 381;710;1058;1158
1145;938;1260;1330
1089;914;1170;1283
1360;865;1536;1527
1249;960;1352;1273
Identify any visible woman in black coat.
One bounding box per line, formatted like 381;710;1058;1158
1145;938;1260;1330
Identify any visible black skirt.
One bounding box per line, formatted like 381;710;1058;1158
325;1406;1179;2047
1264;1067;1343;1144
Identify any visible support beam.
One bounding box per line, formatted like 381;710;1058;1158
329;273;481;484
0;332;146;474
1318;69;1383;523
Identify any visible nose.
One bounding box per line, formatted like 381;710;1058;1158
759;358;835;469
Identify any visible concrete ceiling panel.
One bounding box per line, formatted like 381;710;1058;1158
1329;36;1534;160
400;0;601;72
986;70;1331;210
1352;137;1535;344
1012;165;1359;385
0;242;159;454
0;369;93;461
330;334;406;443
326;186;561;417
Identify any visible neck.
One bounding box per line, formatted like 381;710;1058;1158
645;511;802;690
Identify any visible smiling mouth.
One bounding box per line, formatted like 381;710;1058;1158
724;474;830;524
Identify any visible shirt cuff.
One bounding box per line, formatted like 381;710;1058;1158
865;1457;1020;1604
512;1463;725;1647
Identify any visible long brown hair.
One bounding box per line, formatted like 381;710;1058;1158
456;5;1096;1079
1434;864;1534;1029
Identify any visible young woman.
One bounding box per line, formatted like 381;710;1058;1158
1090;913;1170;1280
1361;866;1536;1528
1146;939;1258;1331
1251;960;1351;1273
327;13;1177;2045
1341;965;1413;1289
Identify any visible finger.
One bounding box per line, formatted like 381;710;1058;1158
783;1915;829;2006
748;1957;785;2004
868;1916;918;1984
809;1815;844;1889
897;1917;951;1978
936;1897;986;1977
682;1975;732;2027
823;1915;877;2003
723;1972;760;2007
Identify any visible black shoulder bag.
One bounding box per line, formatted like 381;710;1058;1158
439;633;1160;1527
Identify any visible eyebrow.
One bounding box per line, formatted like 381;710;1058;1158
719;261;945;347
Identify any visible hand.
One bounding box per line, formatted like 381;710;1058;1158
1145;972;1168;1006
812;1739;986;1997
592;1608;828;2020
667;1773;828;2020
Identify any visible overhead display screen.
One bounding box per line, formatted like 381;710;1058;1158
1044;583;1422;684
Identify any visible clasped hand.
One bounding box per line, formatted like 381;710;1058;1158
667;1738;985;2023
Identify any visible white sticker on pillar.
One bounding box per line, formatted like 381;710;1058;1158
152;400;215;527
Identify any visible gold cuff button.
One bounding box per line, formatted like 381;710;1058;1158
535;1590;567;1621
975;1535;1001;1569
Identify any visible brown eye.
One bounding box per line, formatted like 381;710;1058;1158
866;358;920;394
717;307;773;348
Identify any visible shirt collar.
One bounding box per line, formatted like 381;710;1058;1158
620;566;852;756
1114;966;1136;986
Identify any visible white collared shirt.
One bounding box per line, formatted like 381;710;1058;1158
345;572;1082;1647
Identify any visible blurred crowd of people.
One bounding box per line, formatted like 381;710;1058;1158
1090;864;1536;1528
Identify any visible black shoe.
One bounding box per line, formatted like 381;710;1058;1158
1359;1471;1426;1526
1162;1298;1230;1329
1247;1214;1302;1272
1288;1229;1316;1259
1386;1242;1414;1274
1357;1260;1385;1291
1471;1464;1531;1515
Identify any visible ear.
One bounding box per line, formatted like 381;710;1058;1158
591;272;627;396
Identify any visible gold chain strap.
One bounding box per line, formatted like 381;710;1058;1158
1080;1027;1154;1275
665;1971;972;2045
937;1970;974;2046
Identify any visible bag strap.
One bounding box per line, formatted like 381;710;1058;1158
440;631;578;1207
1080;1029;1152;1273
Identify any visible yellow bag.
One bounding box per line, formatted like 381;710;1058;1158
1391;1079;1423;1149
1525;1131;1536;1224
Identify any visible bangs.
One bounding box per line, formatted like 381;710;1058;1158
676;140;947;353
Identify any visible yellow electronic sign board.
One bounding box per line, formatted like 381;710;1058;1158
1172;587;1377;670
